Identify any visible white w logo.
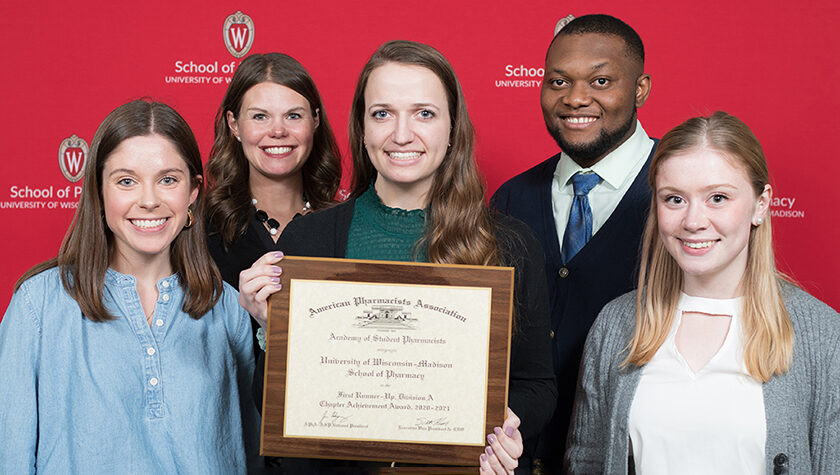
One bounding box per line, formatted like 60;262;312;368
229;26;249;51
65;150;83;174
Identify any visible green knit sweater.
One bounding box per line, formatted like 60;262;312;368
345;186;428;262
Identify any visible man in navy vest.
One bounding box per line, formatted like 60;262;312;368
491;14;656;473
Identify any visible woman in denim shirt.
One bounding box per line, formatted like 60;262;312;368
0;100;260;474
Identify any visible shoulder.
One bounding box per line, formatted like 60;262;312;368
284;199;354;237
493;213;544;264
15;266;63;297
9;267;68;333
492;153;561;196
591;290;638;342
782;282;840;340
210;281;251;333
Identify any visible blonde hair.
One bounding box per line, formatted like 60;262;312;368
625;111;793;382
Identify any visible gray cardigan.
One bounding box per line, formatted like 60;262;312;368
565;284;840;474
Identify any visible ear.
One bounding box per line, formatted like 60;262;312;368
635;73;652;108
226;110;240;140
189;175;202;205
313;108;320;129
752;184;772;225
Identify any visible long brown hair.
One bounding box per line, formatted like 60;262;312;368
205;53;341;247
16;100;223;321
348;40;500;266
625;111;793;382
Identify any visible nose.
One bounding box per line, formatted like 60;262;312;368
139;182;161;210
392;115;414;145
683;201;709;232
562;82;592;108
269;118;287;138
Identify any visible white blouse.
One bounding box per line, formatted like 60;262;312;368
628;293;765;474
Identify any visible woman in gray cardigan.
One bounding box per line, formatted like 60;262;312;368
566;112;839;474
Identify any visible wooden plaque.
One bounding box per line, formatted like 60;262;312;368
261;256;514;466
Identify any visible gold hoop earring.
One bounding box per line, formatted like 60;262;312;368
184;208;194;229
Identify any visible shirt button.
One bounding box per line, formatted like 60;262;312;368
162;294;170;302
155;319;164;327
149;377;159;386
147;347;156;356
558;267;569;278
550;330;555;339
162;281;170;288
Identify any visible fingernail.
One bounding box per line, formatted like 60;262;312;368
487;434;497;444
485;445;494;456
271;266;283;275
273;251;284;259
480;453;487;462
275;284;283;290
505;426;514;437
269;277;280;283
493;427;502;436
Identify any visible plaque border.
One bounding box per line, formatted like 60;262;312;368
260;256;514;466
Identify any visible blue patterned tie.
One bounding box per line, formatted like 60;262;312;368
562;172;601;264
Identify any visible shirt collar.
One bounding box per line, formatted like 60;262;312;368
105;268;180;289
554;120;652;190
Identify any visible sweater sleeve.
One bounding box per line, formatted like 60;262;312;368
565;296;630;474
501;217;557;440
808;299;840;473
0;281;41;474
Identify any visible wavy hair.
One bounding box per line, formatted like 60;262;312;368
205;53;341;246
16;99;223;321
348;40;500;266
625;111;793;382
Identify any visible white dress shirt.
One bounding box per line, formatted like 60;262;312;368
550;120;654;248
628;293;766;475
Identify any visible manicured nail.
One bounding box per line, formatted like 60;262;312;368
275;284;283;290
505;426;514;437
494;427;502;436
269;277;280;283
485;445;494;456
480;453;487;463
487;434;497;444
273;251;284;259
271;266;283;275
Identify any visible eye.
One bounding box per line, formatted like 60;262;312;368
117;177;135;186
548;78;568;88
664;195;684;205
287;112;302;120
592;77;610;88
252;112;268;121
160;176;178;185
371;110;390;120
710;193;728;204
418;109;435;119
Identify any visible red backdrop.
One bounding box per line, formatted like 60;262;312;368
1;0;838;314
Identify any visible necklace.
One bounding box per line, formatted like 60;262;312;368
252;198;312;236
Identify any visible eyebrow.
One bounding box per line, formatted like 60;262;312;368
657;183;740;193
367;102;441;110
245;106;307;113
107;168;187;177
551;62;610;75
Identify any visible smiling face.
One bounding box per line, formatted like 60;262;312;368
363;62;451;208
541;33;650;166
655;147;771;296
227;81;319;182
102;135;199;273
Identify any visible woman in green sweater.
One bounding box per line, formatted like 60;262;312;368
241;40;556;474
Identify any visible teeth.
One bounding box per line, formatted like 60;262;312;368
684;241;714;249
565;117;597;124
264;146;292;154
131;218;167;228
388;152;422;160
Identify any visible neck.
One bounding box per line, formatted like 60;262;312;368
110;251;173;285
682;273;746;299
373;179;429;211
249;171;306;218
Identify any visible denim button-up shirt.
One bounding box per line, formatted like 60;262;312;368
0;267;260;474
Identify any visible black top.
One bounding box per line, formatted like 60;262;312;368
255;198;557;440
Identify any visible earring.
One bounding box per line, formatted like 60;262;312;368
755;217;764;226
184;207;194;229
235;135;241;142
